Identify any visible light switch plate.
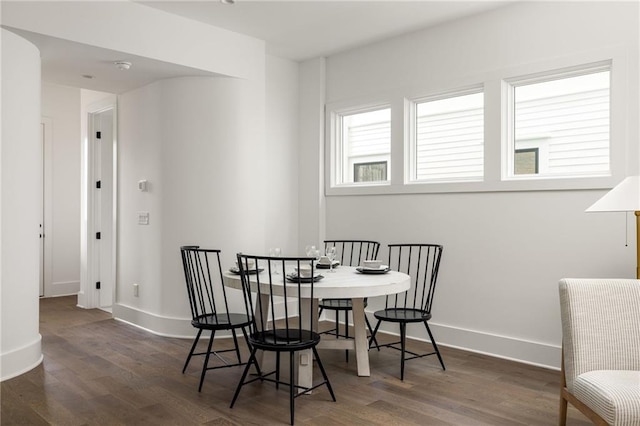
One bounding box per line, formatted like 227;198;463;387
138;211;149;225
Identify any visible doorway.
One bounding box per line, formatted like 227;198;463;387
81;100;117;312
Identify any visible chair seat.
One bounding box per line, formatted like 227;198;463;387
249;329;321;351
373;308;431;323
319;298;368;310
573;370;640;426
192;313;252;329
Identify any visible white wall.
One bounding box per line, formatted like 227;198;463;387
0;29;43;380
265;55;300;253
114;73;269;335
41;83;81;296
311;1;640;368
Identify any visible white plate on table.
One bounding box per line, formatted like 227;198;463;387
229;267;264;275
356;265;391;274
286;273;324;283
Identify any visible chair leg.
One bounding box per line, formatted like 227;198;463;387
559;392;568;426
182;329;203;373
230;347;258;408
344;310;349;362
241;326;251;354
198;330;216;392
369;319;381;350
365;316;379;348
231;328;242;364
400;323;407;381
276;352;281;389
289;351;295;425
312;347;336;402
423;321;445;370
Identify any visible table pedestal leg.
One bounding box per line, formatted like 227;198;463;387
351;297;370;376
296;298;317;393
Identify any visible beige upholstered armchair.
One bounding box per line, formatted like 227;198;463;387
559;278;640;425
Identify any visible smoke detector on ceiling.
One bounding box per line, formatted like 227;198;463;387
115;61;132;71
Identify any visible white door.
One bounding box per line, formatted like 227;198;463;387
91;109;114;311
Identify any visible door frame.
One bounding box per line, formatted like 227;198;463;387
79;98;117;310
41;117;53;297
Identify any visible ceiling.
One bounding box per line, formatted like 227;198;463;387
4;0;515;94
140;0;514;61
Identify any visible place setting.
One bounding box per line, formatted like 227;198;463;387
286;264;324;283
356;259;391;274
228;259;264;275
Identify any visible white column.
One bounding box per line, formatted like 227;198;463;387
0;29;43;380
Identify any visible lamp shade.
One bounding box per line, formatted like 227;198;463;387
586;176;640;212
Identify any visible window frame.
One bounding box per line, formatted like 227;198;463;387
328;102;392;189
503;61;612;182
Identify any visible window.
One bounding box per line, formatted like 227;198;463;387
410;90;484;182
514;148;539;174
354;161;387;182
335;107;390;185
508;66;610;179
326;53;623;196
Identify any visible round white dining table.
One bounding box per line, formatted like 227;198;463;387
223;264;410;388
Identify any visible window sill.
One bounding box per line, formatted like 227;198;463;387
325;174;620;196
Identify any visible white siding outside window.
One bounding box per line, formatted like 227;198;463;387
412;91;484;182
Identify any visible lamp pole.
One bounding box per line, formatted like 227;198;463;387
636;211;640;279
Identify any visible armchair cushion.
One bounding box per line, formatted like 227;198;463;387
573;370;640;426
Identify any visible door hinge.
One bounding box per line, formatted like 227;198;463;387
96;232;101;240
96;131;101;139
96;281;101;290
96;180;101;189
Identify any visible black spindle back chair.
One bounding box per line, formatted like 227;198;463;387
180;246;252;392
369;243;445;380
230;253;336;425
319;239;381;360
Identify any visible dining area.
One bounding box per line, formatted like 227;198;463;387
179;241;445;425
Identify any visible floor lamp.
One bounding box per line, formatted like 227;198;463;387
586;176;640;279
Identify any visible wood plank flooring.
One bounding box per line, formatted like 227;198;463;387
1;296;591;425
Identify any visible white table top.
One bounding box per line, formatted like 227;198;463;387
223;264;410;299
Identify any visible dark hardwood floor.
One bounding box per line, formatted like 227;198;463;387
1;296;590;425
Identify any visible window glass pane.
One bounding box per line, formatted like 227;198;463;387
413;92;484;181
354;161;387;182
512;70;610;177
339;108;390;184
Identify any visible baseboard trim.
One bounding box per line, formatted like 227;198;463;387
113;303;236;340
370;316;561;370
0;335;43;381
46;280;80;298
113;303;196;338
113;304;561;369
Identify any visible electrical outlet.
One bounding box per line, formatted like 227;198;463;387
133;283;139;297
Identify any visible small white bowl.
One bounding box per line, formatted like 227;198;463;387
296;265;313;277
362;259;382;269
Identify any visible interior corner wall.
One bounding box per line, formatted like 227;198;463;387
41;82;81;297
314;1;640;368
114;74;267;337
0;29;43;381
265;55;300;253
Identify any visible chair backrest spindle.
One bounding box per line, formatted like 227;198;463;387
385;244;443;313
